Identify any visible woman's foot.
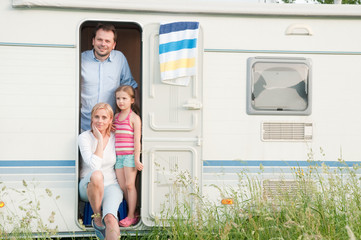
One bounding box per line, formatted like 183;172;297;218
92;219;106;240
119;216;139;227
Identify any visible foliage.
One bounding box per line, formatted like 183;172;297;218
282;0;361;4
0;180;70;240
145;152;361;239
282;0;297;4
2;150;361;239
313;0;360;4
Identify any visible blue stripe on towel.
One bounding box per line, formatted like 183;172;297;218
159;39;197;54
159;21;199;84
159;22;199;34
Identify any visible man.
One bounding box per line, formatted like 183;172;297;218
81;23;138;131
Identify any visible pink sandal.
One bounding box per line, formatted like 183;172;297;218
119;216;139;227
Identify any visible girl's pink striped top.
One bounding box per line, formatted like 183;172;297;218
114;110;134;156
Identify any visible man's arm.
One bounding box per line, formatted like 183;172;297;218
120;54;138;88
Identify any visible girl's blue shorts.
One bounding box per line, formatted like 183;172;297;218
115;154;135;169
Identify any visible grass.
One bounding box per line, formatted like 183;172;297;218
144;152;361;240
0;181;54;239
1;150;361;239
0;180;94;240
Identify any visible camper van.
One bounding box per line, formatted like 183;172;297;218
1;0;361;237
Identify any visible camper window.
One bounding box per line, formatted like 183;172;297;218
247;57;312;115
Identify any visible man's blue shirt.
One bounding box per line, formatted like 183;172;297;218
81;50;138;131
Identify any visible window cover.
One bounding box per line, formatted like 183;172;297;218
247;57;312;115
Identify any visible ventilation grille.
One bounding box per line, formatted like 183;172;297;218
262;122;312;141
263;179;315;200
263;180;299;199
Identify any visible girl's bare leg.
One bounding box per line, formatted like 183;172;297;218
115;168;128;203
124;166;138;218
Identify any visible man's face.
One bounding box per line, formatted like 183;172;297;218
92;29;116;60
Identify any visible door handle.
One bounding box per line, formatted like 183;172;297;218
182;101;202;110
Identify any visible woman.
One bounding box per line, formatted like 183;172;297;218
78;102;122;240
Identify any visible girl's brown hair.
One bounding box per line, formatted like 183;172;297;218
115;85;140;114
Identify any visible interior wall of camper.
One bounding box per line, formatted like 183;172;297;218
80;21;142;110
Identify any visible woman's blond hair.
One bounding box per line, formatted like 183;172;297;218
90;102;114;136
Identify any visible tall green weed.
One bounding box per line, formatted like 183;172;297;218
147;152;361;240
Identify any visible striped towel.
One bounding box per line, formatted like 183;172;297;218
159;21;199;86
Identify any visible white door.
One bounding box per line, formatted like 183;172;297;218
141;23;203;226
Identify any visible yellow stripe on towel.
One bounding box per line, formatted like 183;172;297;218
160;58;196;73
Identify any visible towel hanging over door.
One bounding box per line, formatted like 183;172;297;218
159;21;199;86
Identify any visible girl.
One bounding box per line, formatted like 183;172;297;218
114;85;143;227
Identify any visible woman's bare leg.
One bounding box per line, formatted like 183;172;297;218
87;170;104;227
104;213;120;240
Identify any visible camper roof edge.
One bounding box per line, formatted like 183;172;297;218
12;0;361;18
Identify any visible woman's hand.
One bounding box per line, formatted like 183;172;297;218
92;123;105;159
92;123;103;141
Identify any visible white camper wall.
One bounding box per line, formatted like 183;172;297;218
0;1;78;159
202;15;361;161
2;0;361;234
0;1;80;233
200;14;361;204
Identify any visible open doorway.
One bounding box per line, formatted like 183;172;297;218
78;20;142;227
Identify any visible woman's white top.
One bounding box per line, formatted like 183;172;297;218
79;130;117;186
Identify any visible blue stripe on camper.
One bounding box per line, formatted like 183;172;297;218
203;160;360;168
0;160;75;167
159;39;197;54
204;48;361;55
0;168;75;174
0;42;75;48
159;22;199;34
0;160;76;180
